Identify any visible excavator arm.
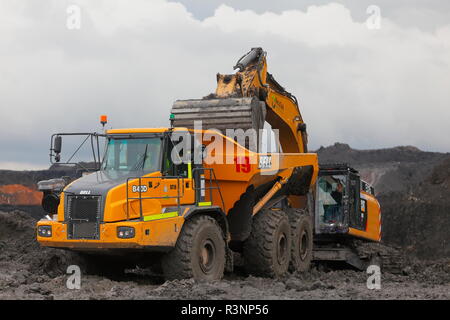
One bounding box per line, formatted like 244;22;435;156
171;47;308;153
170;48;316;214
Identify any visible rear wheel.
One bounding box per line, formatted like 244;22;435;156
161;215;225;281
287;209;313;273
243;209;291;277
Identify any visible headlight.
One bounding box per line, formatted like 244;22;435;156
117;226;135;239
38;225;52;237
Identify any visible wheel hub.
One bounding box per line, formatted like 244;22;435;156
277;233;288;265
199;239;216;274
299;230;309;260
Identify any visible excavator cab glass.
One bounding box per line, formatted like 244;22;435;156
316;174;347;232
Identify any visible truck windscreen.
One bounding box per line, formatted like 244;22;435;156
101;137;162;173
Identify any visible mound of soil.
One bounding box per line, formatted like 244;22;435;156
0;211;74;278
0;167;80;219
317;143;448;194
0;185;41;205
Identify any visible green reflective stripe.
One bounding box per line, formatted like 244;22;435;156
188;162;192;179
198;201;211;207
143;211;178;221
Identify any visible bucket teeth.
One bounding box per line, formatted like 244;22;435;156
170;97;266;133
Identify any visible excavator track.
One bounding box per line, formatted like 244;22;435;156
350;240;406;274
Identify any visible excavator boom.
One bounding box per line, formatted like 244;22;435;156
170;47;308;153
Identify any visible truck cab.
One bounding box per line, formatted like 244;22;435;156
36;128;208;250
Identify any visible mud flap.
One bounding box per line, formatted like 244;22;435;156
226;187;256;244
287;165;314;196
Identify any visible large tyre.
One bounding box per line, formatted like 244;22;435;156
243;209;291;277
287;209;313;273
161;215;225;281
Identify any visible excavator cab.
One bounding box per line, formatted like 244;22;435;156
314;164;379;240
311;164;389;271
311;164;381;270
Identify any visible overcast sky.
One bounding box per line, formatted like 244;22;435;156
0;0;449;170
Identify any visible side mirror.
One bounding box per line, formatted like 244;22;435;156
53;136;62;162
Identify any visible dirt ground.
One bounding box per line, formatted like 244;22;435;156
0;211;448;300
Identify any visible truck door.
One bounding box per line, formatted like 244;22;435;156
161;135;195;206
348;173;366;230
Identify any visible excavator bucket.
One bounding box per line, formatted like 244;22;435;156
170;97;266;133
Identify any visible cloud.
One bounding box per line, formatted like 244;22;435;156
0;0;449;169
169;0;450;32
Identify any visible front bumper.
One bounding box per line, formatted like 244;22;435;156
36;216;185;250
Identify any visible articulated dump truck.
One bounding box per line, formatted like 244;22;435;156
37;48;388;280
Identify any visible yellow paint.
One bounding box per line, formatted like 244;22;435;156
37;216;185;249
348;191;381;242
198;202;211;207
188;162;192;179
143;211;178;221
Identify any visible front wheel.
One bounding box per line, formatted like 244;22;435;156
161;215;225;281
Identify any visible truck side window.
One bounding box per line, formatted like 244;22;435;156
163;138;189;178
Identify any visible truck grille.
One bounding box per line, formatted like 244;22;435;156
66;195;101;240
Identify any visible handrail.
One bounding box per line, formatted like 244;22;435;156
126;168;225;221
125;175;185;221
191;167;226;213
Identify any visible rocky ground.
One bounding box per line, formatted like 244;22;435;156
1;144;449;300
0;210;448;300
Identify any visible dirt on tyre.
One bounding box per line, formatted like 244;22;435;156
243;209;291;278
287;209;313;273
161;215;225;281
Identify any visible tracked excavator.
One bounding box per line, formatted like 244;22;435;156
36;48;389;280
